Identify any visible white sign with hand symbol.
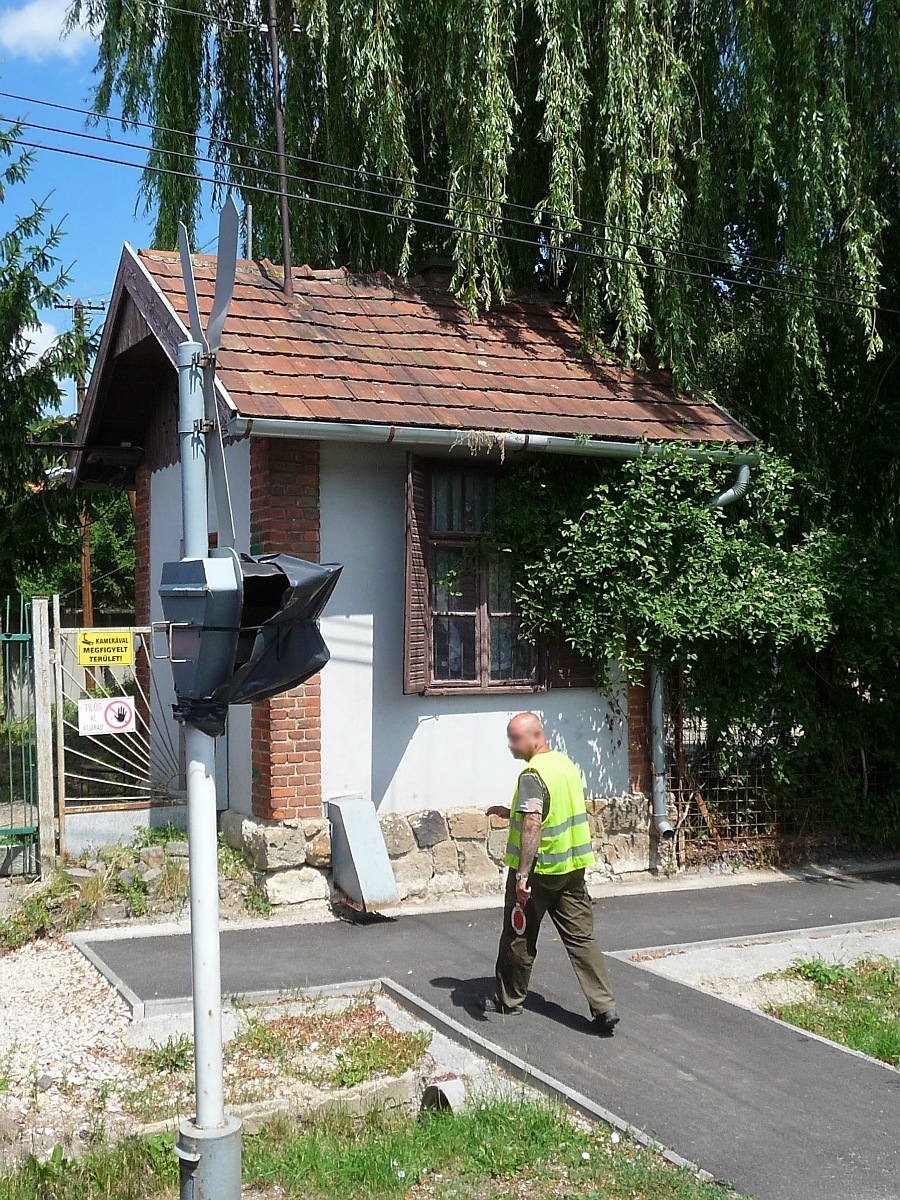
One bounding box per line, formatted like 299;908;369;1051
78;696;137;736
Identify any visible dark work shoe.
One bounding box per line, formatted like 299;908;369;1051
478;994;523;1017
593;1009;620;1035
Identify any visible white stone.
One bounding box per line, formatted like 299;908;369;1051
460;845;502;895
244;818;307;872
391;849;433;899
263;866;330;906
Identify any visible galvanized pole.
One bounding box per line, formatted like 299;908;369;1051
51;595;67;859
31;598;56;874
174;342;242;1197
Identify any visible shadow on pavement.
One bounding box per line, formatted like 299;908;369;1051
429;974;594;1035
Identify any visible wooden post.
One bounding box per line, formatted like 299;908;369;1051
32;598;56;875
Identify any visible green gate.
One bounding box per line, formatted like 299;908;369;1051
0;597;37;876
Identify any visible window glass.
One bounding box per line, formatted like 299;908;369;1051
431;471;464;532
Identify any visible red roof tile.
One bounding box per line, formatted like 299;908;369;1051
137;250;755;447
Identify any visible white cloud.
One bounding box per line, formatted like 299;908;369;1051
0;0;95;62
24;318;57;364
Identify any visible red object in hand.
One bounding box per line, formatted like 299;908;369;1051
510;904;526;936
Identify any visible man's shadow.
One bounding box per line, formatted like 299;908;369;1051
430;975;595;1035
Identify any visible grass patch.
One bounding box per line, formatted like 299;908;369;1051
0;1134;174;1200
0;872;89;952
0;1100;736;1200
117;997;433;1122
766;956;900;1066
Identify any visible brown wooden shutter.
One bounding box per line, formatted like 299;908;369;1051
546;638;597;689
404;455;430;694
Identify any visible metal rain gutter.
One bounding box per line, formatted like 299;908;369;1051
230;416;760;466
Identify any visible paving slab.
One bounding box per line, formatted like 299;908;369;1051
76;866;900;1200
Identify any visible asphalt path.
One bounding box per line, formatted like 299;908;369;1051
81;867;900;1200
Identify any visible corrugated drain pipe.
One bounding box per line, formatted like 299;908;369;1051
648;462;753;839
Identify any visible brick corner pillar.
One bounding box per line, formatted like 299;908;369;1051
627;669;652;796
249;437;323;822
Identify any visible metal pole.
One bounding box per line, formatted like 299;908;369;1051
51;595;67;859
266;0;294;298
32;598;56;874
184;723;225;1127
175;339;242;1197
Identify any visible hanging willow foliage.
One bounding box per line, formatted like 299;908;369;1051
67;0;898;382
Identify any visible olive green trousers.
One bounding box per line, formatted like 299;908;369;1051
494;867;616;1017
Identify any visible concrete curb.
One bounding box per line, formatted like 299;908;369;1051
134;1069;420;1139
73;940;722;1189
60;857;900;946
608;914;900;961
380;978;718;1184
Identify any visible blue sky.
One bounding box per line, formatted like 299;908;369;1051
0;0;218;411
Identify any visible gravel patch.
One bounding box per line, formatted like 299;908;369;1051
0;938;134;1162
0;939;527;1167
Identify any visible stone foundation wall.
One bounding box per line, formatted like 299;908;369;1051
221;793;668;909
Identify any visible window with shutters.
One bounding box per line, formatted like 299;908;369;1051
404;458;594;695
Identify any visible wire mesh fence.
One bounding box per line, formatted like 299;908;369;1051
0;597;37;876
54;625;181;820
666;673;839;867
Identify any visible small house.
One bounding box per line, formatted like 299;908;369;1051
74;248;755;902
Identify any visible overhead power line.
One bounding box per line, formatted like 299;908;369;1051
4;128;894;317
0;87;874;295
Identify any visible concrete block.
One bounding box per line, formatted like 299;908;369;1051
165;840;190;858
139;845;165;869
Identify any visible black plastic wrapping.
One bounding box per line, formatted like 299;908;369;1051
174;554;342;736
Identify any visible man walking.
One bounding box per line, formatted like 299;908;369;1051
482;711;619;1034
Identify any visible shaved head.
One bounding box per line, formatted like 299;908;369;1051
507;712;548;761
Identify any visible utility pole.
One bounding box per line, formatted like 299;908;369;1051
263;0;294;297
55;298;105;688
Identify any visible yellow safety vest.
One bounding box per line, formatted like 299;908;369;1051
505;749;595;875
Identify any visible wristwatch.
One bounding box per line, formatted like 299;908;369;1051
515;872;529;882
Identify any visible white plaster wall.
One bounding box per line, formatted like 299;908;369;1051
319;441;629;815
149;461;183;793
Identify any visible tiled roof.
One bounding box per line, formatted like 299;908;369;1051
137;250;755;446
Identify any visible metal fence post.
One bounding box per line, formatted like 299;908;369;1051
51;595;67;859
32;598;56;874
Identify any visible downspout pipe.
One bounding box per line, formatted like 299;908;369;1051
230;415;760;467
709;462;752;508
649;462;753;840
648;665;674;840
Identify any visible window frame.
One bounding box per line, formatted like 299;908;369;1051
404;455;596;697
413;458;543;696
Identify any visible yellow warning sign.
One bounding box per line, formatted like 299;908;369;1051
77;630;135;667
